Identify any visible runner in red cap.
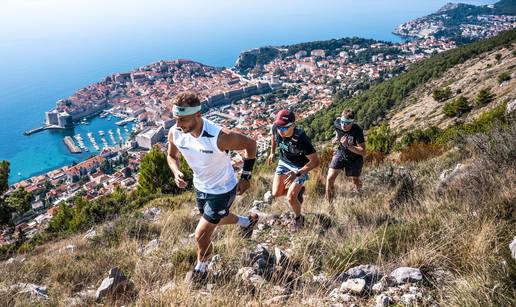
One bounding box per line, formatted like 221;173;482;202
267;109;320;231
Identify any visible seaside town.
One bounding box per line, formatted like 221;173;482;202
0;4;514;246
394;3;516;39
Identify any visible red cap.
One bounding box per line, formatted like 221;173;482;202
274;109;295;126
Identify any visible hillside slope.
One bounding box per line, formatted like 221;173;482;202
388;46;515;132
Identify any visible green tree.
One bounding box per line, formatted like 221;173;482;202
5;188;33;215
432;87;453;102
443;96;472;117
366;123;396;154
137;147;174;197
47;203;73;234
475;88;494;107
100;159;113;174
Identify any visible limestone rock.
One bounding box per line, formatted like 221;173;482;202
339;264;383;285
375;294;392;307
143;207;161;221
84;227;97;240
340;278;366;294
506;99;516;115
510;236;516;260
95;267;133;301
390;267;423;285
263;190;273;204
237;267;256;281
10;283;48;300
437;163;471;194
143;239;159;255
401;293;418;305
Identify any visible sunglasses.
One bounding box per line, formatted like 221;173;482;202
277;124;293;132
340;117;353;125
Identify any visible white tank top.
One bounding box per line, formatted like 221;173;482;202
171;119;237;194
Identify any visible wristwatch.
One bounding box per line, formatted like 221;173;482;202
295;171;302;177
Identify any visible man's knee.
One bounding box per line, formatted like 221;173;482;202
272;189;283;198
327;169;339;183
194;230;205;244
194;227;212;245
286;188;300;203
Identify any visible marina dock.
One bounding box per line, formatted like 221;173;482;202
24;126;46;135
63;136;82;154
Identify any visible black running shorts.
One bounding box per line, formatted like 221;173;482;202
329;154;363;177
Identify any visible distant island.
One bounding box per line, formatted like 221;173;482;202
393;0;516;43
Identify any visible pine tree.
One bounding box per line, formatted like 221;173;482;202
137;147;174;197
475;88;494;107
5;188;33;215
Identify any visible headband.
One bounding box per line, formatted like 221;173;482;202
172;105;201;116
340;117;354;125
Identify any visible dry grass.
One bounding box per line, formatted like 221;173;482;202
1;125;515;306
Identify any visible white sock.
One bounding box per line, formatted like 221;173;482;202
237;215;251;227
195;260;209;272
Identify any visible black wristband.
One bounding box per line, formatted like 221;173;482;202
240;172;252;181
242;158;256;173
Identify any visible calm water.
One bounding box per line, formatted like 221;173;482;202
0;0;495;184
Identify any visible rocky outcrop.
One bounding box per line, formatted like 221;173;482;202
235;47;281;73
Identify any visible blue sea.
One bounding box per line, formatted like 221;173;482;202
0;0;495;184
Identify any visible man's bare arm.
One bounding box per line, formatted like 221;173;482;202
298;152;320;175
167;130;182;177
348;142;366;157
217;128;257;159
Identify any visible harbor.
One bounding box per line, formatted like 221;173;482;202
62;126;133;154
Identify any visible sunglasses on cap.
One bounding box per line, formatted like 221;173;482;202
340;117;354;125
277;123;293;132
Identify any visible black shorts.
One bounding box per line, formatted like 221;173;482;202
329;155;363;177
195;186;237;224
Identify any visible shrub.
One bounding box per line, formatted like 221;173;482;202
432;87;453;102
497;72;511;84
399;142;444;162
443;96;472;117
475;88;494;107
366;123;396;154
365;150;386;165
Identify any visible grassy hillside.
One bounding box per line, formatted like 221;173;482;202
1;109;514;306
